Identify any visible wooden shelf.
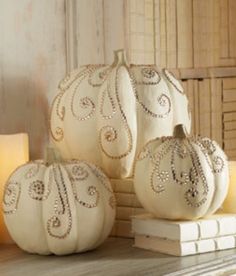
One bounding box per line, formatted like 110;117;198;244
1;238;236;275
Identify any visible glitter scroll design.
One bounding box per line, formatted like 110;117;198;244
99;74;116;120
162;69;184;94
194;138;225;174
50;63;186;165
88;66;111;87
139;136;225;208
70;72;96;122
47;165;72;239
70;164;99;208
49;66;108;142
4;162;114;239
3;181;21;215
128;67;171;118
99;66;133;159
49;92;66;142
70;161;114;194
150;140;173;194
28;178;52;201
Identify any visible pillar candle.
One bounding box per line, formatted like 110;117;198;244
223;161;236;213
0;133;29;243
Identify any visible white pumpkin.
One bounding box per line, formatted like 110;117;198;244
50;50;191;178
3;149;115;255
134;124;229;220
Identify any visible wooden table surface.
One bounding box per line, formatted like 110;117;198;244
1;237;236;276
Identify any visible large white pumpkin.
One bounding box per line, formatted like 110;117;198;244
134;124;229;220
3;152;115;255
50;50;191;178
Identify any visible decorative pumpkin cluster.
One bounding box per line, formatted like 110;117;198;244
4;49;228;256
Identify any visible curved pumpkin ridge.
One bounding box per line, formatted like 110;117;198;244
42;165;77;255
184;141;214;219
88;163;115;250
74;162;106;252
134;139;164;217
67;162;104;253
99;66;134;160
98;65;136;178
161;69;191;135
196;139;229;217
3;162;51;254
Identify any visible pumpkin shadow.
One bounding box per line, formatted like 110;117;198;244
0;76;49;159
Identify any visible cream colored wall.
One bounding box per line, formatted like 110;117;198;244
0;0;66;159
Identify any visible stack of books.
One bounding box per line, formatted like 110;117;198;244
132;213;236;256
110;178;144;238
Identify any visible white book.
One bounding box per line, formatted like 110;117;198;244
132;213;236;242
134;234;236;256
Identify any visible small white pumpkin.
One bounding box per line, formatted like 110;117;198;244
50;49;191;178
3;148;115;255
134;124;229;220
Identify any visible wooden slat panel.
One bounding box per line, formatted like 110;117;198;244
193;0;218;67
111;178;134;193
75;0;105;66
224;121;236;131
210;67;236;78
223;78;236;89
229;0;236;58
177;0;193;68
115;192;142;208
103;0;125;63
70;0;236;69
166;0;177;68
199;79;211;137
193;80;200;135
129;0;155;64
224;130;236;139
213;0;220;66
116;206;145;220
223;89;236;102
193;0;208;67
225;149;236;159
211;78;223;146
159;0;167;67
154;0;161;66
223;102;236;113
220;0;229;58
218;58;236;67
224;112;236;122
224;139;236;150
144;0;155;63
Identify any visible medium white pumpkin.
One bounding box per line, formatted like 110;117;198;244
3;149;115;255
50;50;191;178
134;124;229;220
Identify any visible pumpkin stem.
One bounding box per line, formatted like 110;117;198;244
112;49;128;66
173;124;188;138
45;146;62;165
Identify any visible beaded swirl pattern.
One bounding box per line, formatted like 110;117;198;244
137;137;225;208
49;65;184;160
3;161;114;239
